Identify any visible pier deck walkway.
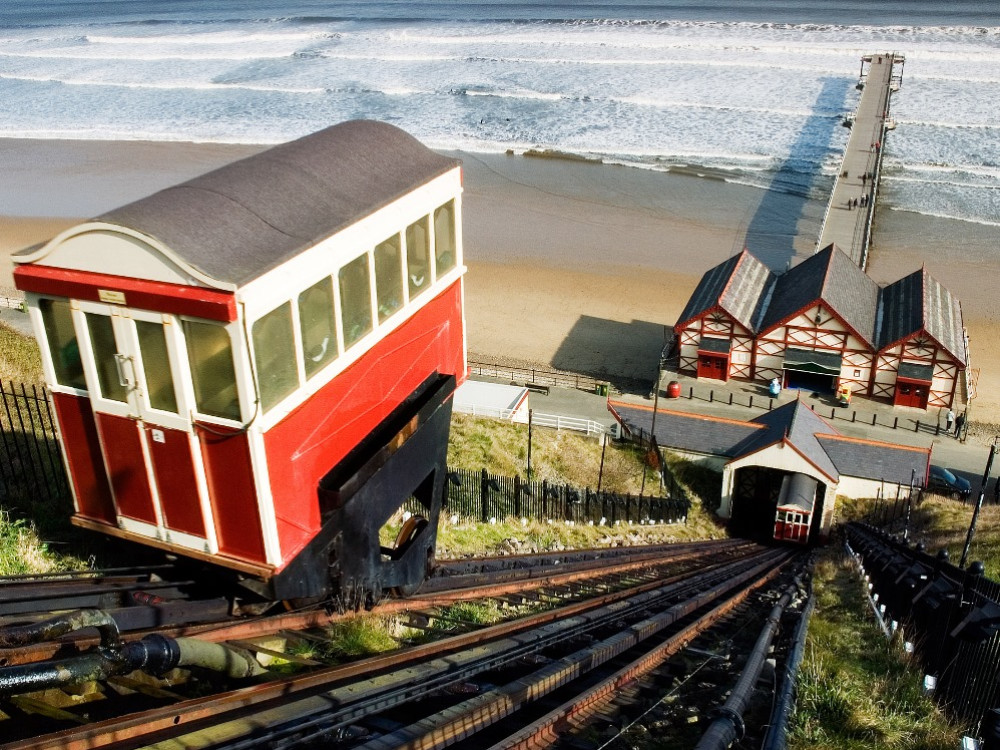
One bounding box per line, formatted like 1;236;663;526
816;52;903;269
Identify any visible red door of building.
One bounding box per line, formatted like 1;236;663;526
894;380;930;409
697;353;729;381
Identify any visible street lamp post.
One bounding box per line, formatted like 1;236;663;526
960;437;999;569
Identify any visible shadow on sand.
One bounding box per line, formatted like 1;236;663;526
551;315;666;390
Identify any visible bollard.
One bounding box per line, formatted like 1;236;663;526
768;398;773;410
728;392;733;405
749;395;754;409
852;410;856;422
893;417;898;429
872;414;877;426
831;408;836;419
709;390;714;403
915;419;920;432
689;386;693;399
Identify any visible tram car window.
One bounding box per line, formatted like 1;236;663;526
40;298;86;389
375;235;404;323
406;216;431;299
14;121;466;603
183;320;241;421
297;277;338;378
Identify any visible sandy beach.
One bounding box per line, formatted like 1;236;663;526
1;138;997;423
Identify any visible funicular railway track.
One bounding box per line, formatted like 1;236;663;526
0;540;809;749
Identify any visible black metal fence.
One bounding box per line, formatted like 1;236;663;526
1;381;689;528
660;380;965;438
847;522;1000;737
0;381;69;504
439;466;689;526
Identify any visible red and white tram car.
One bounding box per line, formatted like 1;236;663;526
13;121;467;602
772;473;816;546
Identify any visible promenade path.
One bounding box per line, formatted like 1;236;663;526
816;52;903;269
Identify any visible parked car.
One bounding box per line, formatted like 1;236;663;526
926;465;972;500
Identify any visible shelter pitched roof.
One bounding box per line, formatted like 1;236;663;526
674;250;774;333
816;434;929;485
877;268;966;364
738;400;841;481
759;244;879;346
92;120;460;289
607;403;765;458
607;399;930;488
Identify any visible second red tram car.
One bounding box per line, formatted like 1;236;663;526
772;473;816;545
13;121;467;602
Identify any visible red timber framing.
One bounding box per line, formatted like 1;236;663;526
753;303;873;394
676;309;752;382
874;332;961;409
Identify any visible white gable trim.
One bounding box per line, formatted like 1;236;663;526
13;222;233;292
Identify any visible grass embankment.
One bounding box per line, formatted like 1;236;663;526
788;550;960;749
0;321;43;385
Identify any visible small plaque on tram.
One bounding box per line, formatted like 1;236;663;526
98;289;126;305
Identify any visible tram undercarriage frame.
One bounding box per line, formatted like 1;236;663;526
243;373;455;604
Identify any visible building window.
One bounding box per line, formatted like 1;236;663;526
298;277;337;379
252;302;299;412
406;216;431;299
39;298;86;390
136;321;178;413
183;320;240;421
374;234;403;323
339;254;373;349
434;201;457;275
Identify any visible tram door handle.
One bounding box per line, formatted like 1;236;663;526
113;354;136;390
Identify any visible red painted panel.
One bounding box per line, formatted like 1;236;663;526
14;265;236;322
50;392;116;524
263;280;466;569
144;425;206;537
697;354;728;381
95;413;157;524
196;425;266;563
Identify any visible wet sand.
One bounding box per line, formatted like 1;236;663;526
0;138;996;422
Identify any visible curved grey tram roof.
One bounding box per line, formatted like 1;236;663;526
97;121;460;289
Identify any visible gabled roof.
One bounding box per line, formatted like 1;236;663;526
607;402;765;458
759;244;879;347
607;399;930;488
738;400;841;481
80;121;458;289
675;249;774;334
817;434;929;485
878;268;966;364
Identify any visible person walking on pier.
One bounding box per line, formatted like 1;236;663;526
846;199;852;210
862;173;867;186
955;411;966;439
946;408;955;432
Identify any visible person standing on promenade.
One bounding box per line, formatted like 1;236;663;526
947;408;955;432
955;411;966;439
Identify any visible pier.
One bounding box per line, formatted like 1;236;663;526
816;52;904;269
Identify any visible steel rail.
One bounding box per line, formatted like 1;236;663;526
192;550;788;750
487;556;795;750
351;550;795;749
5;546;776;750
1;542;754;666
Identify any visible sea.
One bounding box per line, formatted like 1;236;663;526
0;1;997;228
